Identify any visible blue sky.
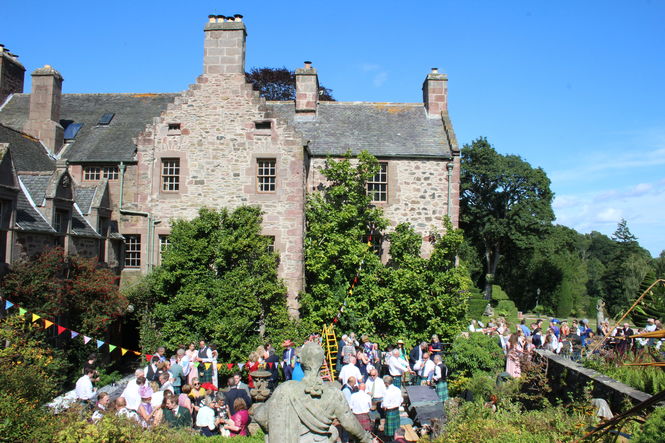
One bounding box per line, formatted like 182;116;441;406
4;1;664;256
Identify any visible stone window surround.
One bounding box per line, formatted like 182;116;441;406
152;151;188;197
261;229;283;271
369;160;397;206
160;158;181;192
123;233;141;268
244;153;282;201
82;165;119;181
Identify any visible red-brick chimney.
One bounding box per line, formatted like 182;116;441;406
0;45;25;105
24;65;64;154
422;68;448;118
295;61;318;117
203;14;246;75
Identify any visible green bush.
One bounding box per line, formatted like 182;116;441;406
467;287;487;319
495;299;518;318
634;406;665;443
491;285;509;301
583;357;665;395
447;333;505;379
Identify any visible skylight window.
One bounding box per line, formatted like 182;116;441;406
98;113;115;125
63;123;83;140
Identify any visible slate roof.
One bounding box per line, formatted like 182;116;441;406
72;204;100;237
19;174;50;206
75;186;97;215
267;101;453;158
0;93;177;163
16;179;54;233
0;123;55;172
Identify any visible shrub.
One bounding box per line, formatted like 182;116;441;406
467;287;487;319
634;406;665;443
495;299;518;318
447;333;505;379
491;285;509;301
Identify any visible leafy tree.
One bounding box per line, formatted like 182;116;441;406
460;137;554;300
133;206;291;361
447;333;505;378
612;218;638;244
245;67;335;101
1;247;127;335
302;151;471;345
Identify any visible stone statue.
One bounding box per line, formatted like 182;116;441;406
483;303;494;317
253;342;373;443
596;299;608;328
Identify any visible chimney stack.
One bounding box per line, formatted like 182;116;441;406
0;45;26;105
295;61;318;116
203;14;246;75
24;65;64;154
422;68;447;118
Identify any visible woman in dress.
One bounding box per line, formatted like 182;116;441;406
185;343;198;385
137;385;156;428
224;398;250;437
246;351;261;388
505;333;523;378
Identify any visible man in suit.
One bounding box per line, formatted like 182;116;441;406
233;373;251;396
224;376;252;416
282;339;296;381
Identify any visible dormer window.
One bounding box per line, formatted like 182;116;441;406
98;113;115;125
63;122;83;140
167;123;181;135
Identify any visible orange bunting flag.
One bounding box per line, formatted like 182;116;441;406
133;351;141;356
227;363;234;370
32;313;41;322
204;362;211;370
44;320;54;329
121;348;128;356
57;325;67;335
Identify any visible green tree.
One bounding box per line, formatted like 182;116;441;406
135;206;291;361
460;137;554;300
302;151;471;345
245;67;335;101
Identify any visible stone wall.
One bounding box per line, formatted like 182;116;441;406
307;156;458;258
131;73;305;317
71;236;98;258
13;232;53;260
537;350;657;413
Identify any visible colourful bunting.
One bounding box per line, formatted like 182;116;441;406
71;330;79;339
44;320;54;329
5;300;13;310
32;313;41;322
268;362;273;369
145;354;153;362
204;363;211;370
227;363;234;370
83;336;91;344
108;345;117;353
238;363;245;370
121;348;128;356
96;340;104;349
57;325;66;335
19;307;27;316
133;351;141;356
194;362;200;368
217;363;222;370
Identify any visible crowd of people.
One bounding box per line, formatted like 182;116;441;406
468;316;664;378
74;334;451;441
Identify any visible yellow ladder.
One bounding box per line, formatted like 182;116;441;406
320;358;333;381
322;323;338;379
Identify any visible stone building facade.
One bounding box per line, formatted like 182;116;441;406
0;15;460;315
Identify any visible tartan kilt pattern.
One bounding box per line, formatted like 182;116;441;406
384;408;400;438
392;375;402;388
355;413;372;432
435;381;449;402
198;365;213;383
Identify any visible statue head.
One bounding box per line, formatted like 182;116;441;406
300;342;325;372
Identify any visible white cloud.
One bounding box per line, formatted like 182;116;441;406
358;63;388;88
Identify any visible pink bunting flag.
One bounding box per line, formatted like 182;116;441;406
83;336;91;344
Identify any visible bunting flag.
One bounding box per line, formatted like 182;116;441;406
19;308;27;316
57;325;67;335
71;330;79;339
227;363;234;370
5;300;13;310
32;313;41;322
217;363;223;370
121;348;128;356
108;344;117;353
268;362;273;369
204;362;211;370
96;340;104;349
133;351;141;356
194;362;200;368
83;336;91;344
238;363;245;370
145;354;153;362
44;320;54;329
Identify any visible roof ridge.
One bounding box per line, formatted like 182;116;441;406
266;101;423;106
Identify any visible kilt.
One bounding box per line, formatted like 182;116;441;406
384;408;400;438
411;375;421;386
198;364;213;383
435;381;449;402
355;412;372;432
392;375;402;388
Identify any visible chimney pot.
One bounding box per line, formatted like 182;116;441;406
234;14;243;21
208;15;216;23
304;61;312;69
431;68;438;73
422;68;448;118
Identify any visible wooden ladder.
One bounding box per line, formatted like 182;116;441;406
322;323;339;380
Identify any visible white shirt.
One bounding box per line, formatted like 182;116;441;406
388;355;410;376
117;407;140;422
382;384;402;409
349;390;372;414
413;359;436;379
151;390;164;408
75;375;95;400
338;363;362;386
365;376;386;399
196;405;217;430
121;379;141;411
160;381;174;393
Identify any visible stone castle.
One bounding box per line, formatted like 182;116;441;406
0;15;460;316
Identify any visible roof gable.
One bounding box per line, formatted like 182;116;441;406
0;124;54;172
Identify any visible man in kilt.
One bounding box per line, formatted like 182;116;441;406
387;349;411;388
432;354;449;402
197;340;214;384
349;383;373;432
381;375;403;438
